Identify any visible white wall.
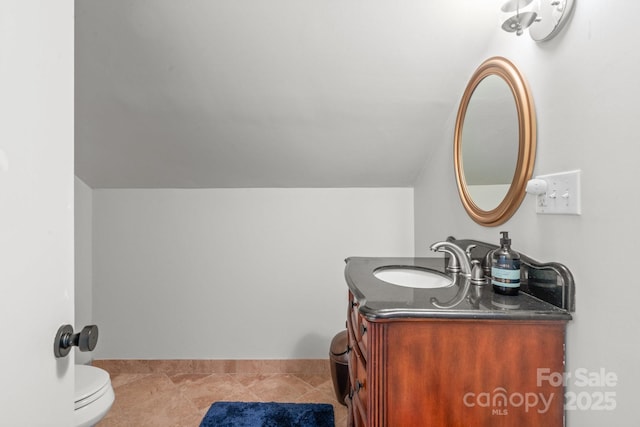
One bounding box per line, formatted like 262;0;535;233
93;188;413;359
415;3;640;426
74;177;93;364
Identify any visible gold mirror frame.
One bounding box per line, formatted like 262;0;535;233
454;57;536;227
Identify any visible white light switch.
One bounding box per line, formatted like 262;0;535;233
535;170;581;215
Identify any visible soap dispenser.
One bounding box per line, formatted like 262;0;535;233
491;231;521;296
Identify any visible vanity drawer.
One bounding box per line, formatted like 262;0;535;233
348;294;368;358
348;292;359;328
356;316;368;355
344;393;354;427
347;333;367;383
351;390;368;427
347;341;368;426
347;315;366;375
347;330;358;388
352;353;368;412
346;311;368;421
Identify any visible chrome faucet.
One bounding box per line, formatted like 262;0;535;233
430;241;472;277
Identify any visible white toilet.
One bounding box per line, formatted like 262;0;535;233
74;365;115;427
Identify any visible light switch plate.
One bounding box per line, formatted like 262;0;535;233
535;170;581;215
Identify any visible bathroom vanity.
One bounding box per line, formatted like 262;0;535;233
343;249;573;427
337;53;577;425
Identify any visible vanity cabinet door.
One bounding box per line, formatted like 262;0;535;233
346;294;567;427
382;319;566;427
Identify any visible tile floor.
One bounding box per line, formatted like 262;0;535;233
94;360;348;427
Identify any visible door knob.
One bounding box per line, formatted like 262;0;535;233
54;324;99;358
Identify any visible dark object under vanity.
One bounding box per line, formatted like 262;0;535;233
329;330;350;406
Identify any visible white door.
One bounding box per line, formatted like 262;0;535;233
0;1;75;426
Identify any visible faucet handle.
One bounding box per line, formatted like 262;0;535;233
470;260;487;285
483;249;495;276
465;244;477;259
440;248;461;273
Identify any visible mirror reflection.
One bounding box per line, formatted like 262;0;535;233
461;75;518;211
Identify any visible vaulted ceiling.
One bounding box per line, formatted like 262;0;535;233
75;0;496;188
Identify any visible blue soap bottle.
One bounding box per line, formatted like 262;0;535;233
491;231;521;296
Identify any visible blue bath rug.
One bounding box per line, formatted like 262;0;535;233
199;401;335;427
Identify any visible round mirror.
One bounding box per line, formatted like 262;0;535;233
454;57;536;226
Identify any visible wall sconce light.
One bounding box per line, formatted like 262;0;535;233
501;0;539;36
500;0;576;41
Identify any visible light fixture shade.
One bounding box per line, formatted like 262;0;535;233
500;0;538;36
501;11;538;35
501;0;534;13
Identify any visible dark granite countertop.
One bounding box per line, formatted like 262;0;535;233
345;257;572;321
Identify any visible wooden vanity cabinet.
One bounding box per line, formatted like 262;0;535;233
346;292;567;427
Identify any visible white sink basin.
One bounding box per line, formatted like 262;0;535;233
374;267;453;289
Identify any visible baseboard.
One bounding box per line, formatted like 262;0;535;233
92;359;330;375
